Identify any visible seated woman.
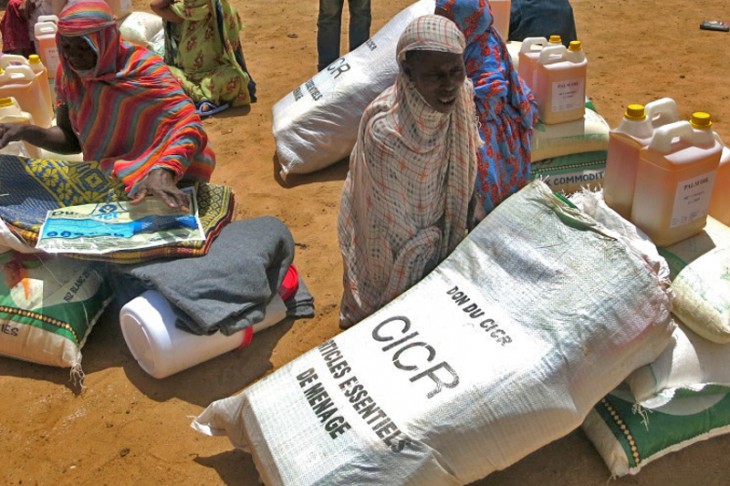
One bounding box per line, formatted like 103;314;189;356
338;14;481;328
436;0;538;217
0;0;215;211
150;0;256;117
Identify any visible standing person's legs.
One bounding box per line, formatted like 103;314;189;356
347;0;371;51
317;0;345;71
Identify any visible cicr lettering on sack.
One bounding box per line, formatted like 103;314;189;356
372;316;459;399
326;57;351;80
446;286;513;346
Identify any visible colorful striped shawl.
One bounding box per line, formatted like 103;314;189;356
55;0;215;196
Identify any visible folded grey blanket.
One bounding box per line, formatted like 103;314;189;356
115;216;313;335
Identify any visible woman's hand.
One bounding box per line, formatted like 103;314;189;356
130;168;190;212
0;123;28;149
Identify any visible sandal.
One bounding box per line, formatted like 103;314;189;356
195;100;230;118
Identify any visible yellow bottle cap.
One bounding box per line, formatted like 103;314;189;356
29;54;41;64
625;104;646;121
568;40;583;51
0;97;14;108
690;111;712;129
549;35;562;44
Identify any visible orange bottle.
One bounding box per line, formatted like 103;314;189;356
34;16;60;79
517;35;562;91
631;113;723;246
0;65;54;128
0;97;41;158
28;55;55;115
532;40;587;124
708;145;730;225
603;98;680;219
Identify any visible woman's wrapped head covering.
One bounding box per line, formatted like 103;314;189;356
396;13;466;63
57;0;120;79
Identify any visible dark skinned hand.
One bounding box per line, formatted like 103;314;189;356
129;168;190;212
0;123;27;149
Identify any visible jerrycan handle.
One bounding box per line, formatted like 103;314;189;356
37;15;59;24
538;44;567;64
648;121;696;153
645;97;680;128
520;37;549;53
0;54;29;69
3;64;35;82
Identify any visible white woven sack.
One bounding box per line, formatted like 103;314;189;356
193;181;673;485
626;320;730;409
272;0;435;179
119;12;164;49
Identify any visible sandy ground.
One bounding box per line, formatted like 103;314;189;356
1;0;730;484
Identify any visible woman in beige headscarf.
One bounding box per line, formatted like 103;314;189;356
338;14;482;328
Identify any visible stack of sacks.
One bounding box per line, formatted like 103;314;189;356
582;321;730;477
529;98;611;194
272;0;435;180
573;190;730;476
192;180;673;485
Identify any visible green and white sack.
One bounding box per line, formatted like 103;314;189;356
0;252;113;377
583;390;730;477
192;181;674;486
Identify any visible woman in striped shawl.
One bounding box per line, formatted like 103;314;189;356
0;0;215;211
337;15;481;329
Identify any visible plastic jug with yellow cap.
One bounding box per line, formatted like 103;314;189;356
631;112;723;246
517;35;562;90
0;97;41;158
0;54;54;114
0;65;54;128
532;40;587;124
28;55;55;112
603;98;680;219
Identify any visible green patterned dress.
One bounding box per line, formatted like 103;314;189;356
164;0;256;107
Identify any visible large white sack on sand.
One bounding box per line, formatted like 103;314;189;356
272;0;435;179
192;180;674;486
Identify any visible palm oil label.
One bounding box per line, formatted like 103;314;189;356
671;171;717;227
551;78;585;113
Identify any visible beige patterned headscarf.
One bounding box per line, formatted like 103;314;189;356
338;14;480;327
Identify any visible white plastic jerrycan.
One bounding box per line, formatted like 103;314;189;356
631;113;723;246
0;97;41;158
119;290;289;379
0;54;54;117
532;40;587;124
34;16;60;79
603;98;680;219
517;35;562;90
0;64;54;128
